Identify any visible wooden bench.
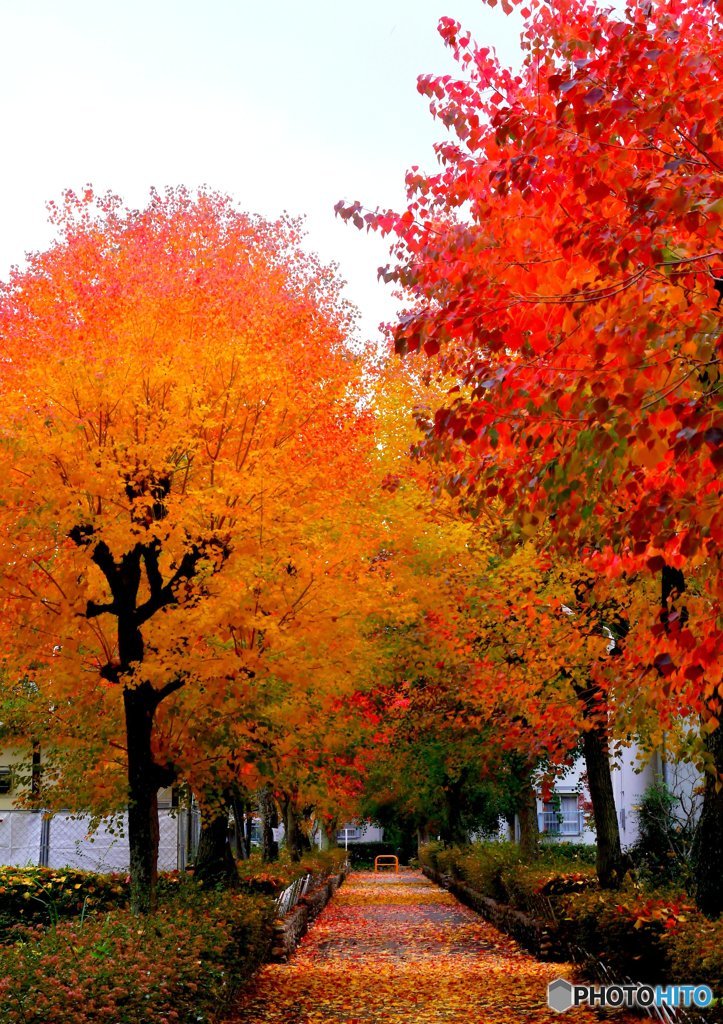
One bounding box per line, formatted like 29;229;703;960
374;855;399;873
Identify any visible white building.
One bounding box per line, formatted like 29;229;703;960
537;745;701;849
335;821;384;846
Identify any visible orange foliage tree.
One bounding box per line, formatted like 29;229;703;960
0;187;376;911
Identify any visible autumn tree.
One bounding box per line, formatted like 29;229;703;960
0;187;375;912
343;0;722;913
454;549;647;886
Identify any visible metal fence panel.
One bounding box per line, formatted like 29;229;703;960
0;808;184;872
158;810;180;872
275;873;313;918
46;813;129;872
176;805;201;871
0;809;43;867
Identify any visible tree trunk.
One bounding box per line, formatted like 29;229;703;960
124;683;163;914
31;740;42;800
231;791;249;860
417;824;433;854
244;804;254;855
442;772;468;846
73;534;189;914
581;719;625;888
258;784;279;863
517;779;540;862
281;791;305;862
693;722;723;918
194;792;238;887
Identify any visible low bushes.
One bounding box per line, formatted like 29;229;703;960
557;887;687;980
0;866;129;943
665;913;723;998
0;880;275;1024
557;887;722;1000
420;842;723;1015
420;841;596;915
236;848;347;895
0;851;350;1023
0;866;191;943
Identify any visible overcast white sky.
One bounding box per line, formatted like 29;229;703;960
0;1;522;343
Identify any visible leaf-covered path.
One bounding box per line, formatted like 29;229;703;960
228;870;628;1024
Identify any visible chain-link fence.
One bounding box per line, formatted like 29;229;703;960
176;804;201;871
0;808;43;867
0;807;198;872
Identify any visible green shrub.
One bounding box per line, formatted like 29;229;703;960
455;844;525;902
417;840;444;873
419;841;595;912
298;847;348;878
663;913;723;1006
557;885;674;979
338;841;401;868
0;882;274;1024
538;842;598;867
630;781;695;887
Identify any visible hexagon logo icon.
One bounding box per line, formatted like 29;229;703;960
548;978;574;1013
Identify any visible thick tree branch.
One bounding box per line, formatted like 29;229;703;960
142;543;164;600
135;547;202;625
153;675;186;705
86;599;118;619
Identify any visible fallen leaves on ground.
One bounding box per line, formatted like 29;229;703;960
227;870;635;1024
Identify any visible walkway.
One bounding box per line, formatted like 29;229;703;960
228;870;630;1024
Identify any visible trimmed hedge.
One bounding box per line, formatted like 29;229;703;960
421;841;596;917
337;841;402;868
0;881;274;1024
558;887;723;1002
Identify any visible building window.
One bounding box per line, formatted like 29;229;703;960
336;826;362;842
0;767;13;794
541;794;581;836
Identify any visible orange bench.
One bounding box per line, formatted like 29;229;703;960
374;855;399;873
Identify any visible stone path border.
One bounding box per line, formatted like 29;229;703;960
271;868;348;961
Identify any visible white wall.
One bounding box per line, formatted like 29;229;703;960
337;821;384;844
541;745;701;850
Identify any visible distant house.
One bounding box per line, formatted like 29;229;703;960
335;821;384;847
